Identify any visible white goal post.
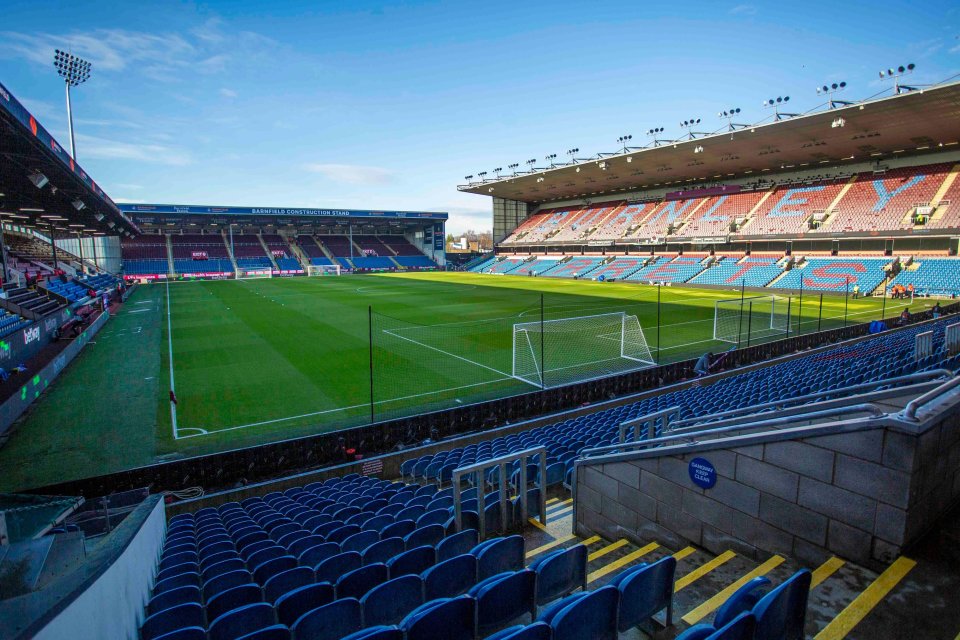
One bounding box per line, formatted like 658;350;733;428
713;295;789;344
307;264;342;276
235;267;273;280
512;311;656;389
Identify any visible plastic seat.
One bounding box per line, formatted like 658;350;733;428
474;535;524;580
437;528;478;562
423;553;478;600
299;542;340;568
342;530;380;554
547;584;619;640
399;594;476;640
148;584;201;617
208;602;276;640
315;550;362;584
360;574;425;627
253;555;298;585
362;537;405;565
152;627;206;640
381;519;416;540
153;571;200;595
610;555;676;630
337;563;389;600
156;561;198;584
470;569;537;636
340;626;403;640
141;602;204;640
529;544;587;606
263;566;314;603
753;569;811;640
206;583;263;623
234;625;291;640
676;612;756;640
712;576;771;629
404;524;444;550
387;545;435;578
274;582;335;627
290;597;362;640
246;546;286;572
483;622;552;640
203;569;255;602
288;535;326;558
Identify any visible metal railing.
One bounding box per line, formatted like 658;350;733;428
901;373;960;421
618;406;680;443
452;446;547;541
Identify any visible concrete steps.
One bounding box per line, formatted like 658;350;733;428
514;493;922;639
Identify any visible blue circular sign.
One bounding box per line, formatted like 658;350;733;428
598;274;606;282
689;457;717;489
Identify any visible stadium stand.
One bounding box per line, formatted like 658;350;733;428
626;200;698;241
380;236;422;256
813;164;952;234
467;255;498;272
587;202;656;241
40;277;90;303
394;255;437;268
548;202;622;243
924;164;960;229
170;234;234;275
486;257;527;274
511;257;560;276
887;258;960;296
739;179;847;236
402;315;960;492
580;256;649;281
3;284;63;317
771;257;890;292
295;236;334;267
624;255;706;283
675;190;767;239
77;273;120;292
230;235;274;270
260;235;302;271
4;234;67;274
122;235;171;276
0;306;32;337
689;256;783;287
539;256;604;279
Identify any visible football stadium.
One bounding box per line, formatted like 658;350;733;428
3;5;960;640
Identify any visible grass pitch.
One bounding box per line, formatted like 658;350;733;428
0;271;920;491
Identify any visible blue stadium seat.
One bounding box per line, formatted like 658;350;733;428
544;584;619;640
153;572;200;595
483;622;552;640
474;535;525;580
423;553;478;600
206;583;263;623
437;528;478;562
362;537;405;565
336;563;389;600
290;598;363;640
469;569;537;636
609;556;676;630
528;544;587;605
399;595;477;640
153;628;207;640
752;570;811;640
341;530;380;554
274;582;335;627
208;602;276;640
340;626;404;640
204;569;254;602
315;551;362;583
235;625;290;640
141;602;204;640
676;612;756;640
405;524;444;550
253;555;298;584
712;577;771;629
299;542;340;568
361;574;425;627
263;566;314;604
387;545;435;578
147;584;201;616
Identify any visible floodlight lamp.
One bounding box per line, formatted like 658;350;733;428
71;198;86;211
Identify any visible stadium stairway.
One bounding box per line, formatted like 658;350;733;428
165;235;176;276
287;238;313;270
221;230;241;274
257;235;281;271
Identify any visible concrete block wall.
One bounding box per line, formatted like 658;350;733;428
575;412;960;570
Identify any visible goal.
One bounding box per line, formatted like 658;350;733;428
235;267;273;280
713;295;789;344
307;264;342;276
512;312;655;389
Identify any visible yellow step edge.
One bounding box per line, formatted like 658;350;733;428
673;546;697;562
546;498;560;505
525;533;578;559
811;557;846;589
587;542;660;583
527;518;549;533
814;556;917;640
682;555;786;625
675;550;736;592
547;506;574;519
588;539;629;562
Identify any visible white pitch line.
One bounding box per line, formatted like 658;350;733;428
381;328;516;379
175;376;515;438
166;281;179;439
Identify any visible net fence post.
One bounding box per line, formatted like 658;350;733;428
736;280;746;347
746;301;753;347
881;284;887;322
368;305;374;424
818;294;824;332
785;297;792;338
656;285;661;364
540;293;545;390
844;279;850;328
797;282;804;336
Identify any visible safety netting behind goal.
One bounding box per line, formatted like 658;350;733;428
512;312;655;389
713;295;790;344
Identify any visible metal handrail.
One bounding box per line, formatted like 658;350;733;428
618;406;681;444
668;370;951;430
902;373;960;421
452;446;547;541
584;403;885;459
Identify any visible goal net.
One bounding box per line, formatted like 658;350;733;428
307;264;342;276
713;295;789;344
512;312;655;389
235;267;273;280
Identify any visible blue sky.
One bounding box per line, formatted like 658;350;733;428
1;1;958;234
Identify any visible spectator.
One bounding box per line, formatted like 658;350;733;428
899;309;912;326
907;283;915;299
932;302;942;319
694;351;713;377
852;284;860;299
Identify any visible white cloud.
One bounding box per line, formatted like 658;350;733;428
303;163;396;186
75;133;192;166
219;88;238;98
729;4;757;15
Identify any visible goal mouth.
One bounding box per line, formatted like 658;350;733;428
511;311;656;389
713;294;790;344
306;264;342;276
235;268;273;280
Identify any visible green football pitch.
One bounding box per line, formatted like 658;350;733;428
0;271;924;491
